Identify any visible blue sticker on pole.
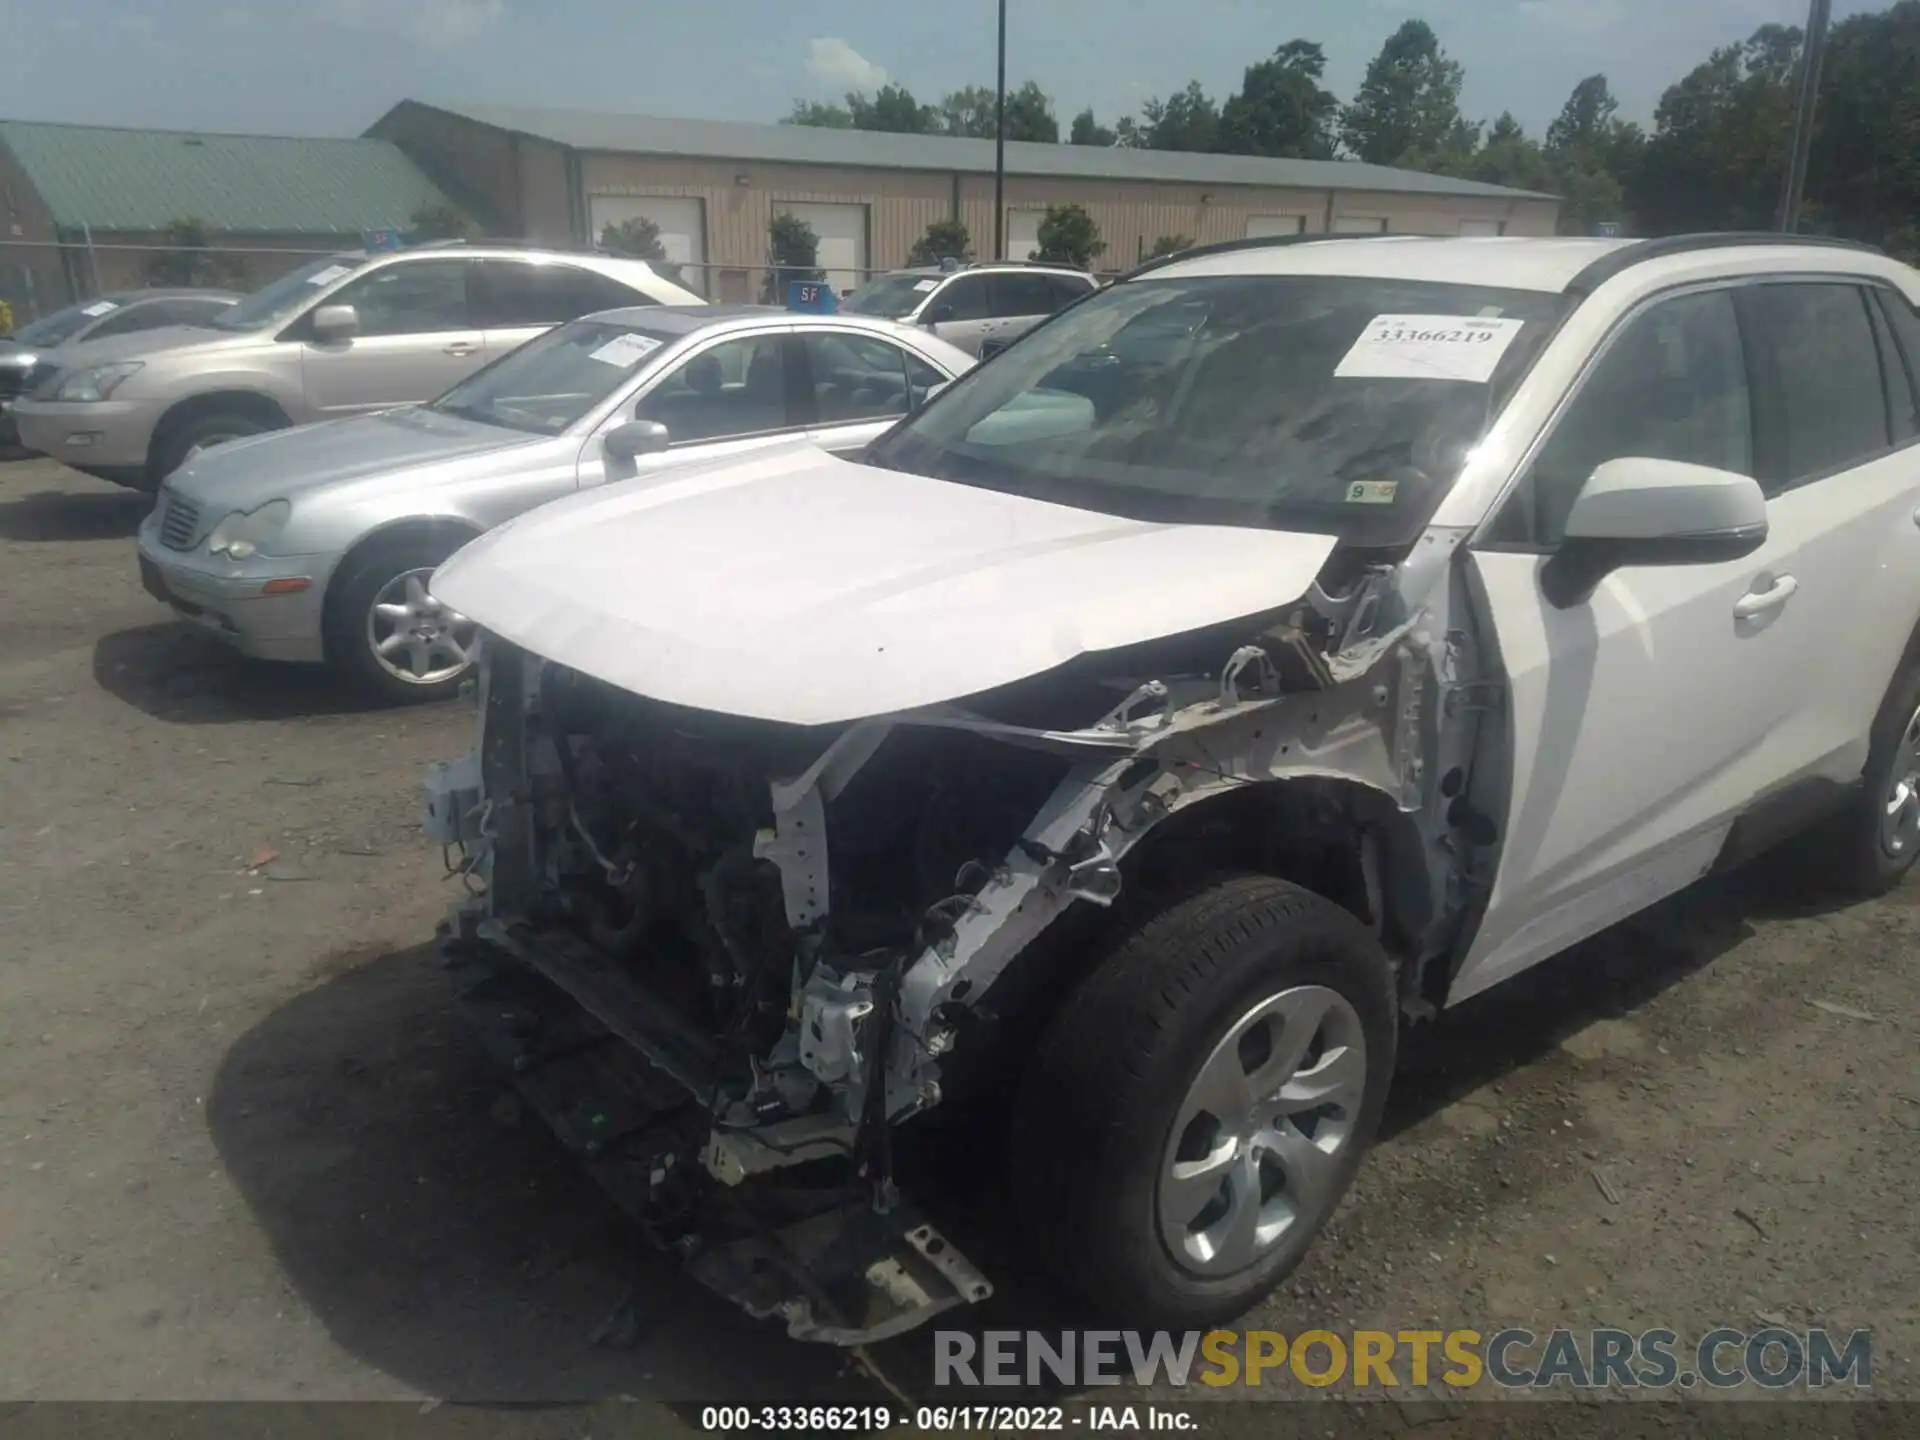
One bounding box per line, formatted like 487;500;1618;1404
787;280;838;314
363;227;404;253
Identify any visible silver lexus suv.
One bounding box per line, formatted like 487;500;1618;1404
840;260;1097;356
10;242;702;490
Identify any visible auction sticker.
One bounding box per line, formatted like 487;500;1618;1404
588;332;663;367
1335;313;1525;383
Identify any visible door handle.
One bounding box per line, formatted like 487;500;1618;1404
443;341;479;357
1911;504;1920;529
1733;573;1799;619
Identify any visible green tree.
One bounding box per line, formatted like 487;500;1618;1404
908;218;973;266
786;98;854;128
1136;81;1221;152
939;85;998;138
404;202;474;243
599;216;684;285
937;82;1058;142
1806;1;1920;253
1447;112;1553;193
1004;81;1060;143
1628;24;1804;235
762;211;824;302
1036;204;1105;268
1146;234;1194;259
1216;40;1339;159
849;84;938;134
1069;108;1116;146
144;218;248;288
1541;75;1642;235
1340;20;1474;166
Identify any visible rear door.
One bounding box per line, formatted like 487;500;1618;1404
980;272;1093;356
578;328;806;488
796;329;951;451
297;258;484;417
473;259;650;361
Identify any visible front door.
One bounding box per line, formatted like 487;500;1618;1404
298;259;484;418
1455;285;1827;1002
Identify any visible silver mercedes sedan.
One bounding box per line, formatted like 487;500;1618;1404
134;306;975;700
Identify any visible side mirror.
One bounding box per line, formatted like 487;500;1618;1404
1542;456;1768;608
310;304;359;342
603;418;671;462
922;301;955;327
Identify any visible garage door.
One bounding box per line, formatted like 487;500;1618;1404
1331;215;1389;234
1458;218;1506;237
1245;214;1306;238
1006;210;1044;263
589;195;707;294
778;203;868;294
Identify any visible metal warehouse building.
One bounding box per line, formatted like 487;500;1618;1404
371;100;1560;300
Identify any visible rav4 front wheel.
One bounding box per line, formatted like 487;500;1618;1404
1009;875;1396;1328
1813;658;1920;896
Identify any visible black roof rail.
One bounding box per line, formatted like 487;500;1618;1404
1118;230;1396;283
1564;232;1886;296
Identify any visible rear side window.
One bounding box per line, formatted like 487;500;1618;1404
473;261;647;328
1869;289;1920;443
1743;283;1892;492
995;273;1064;317
1044;275;1094;310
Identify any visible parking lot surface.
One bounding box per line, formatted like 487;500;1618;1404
0;457;1913;1411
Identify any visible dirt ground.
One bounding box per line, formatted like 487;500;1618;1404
0;456;1913;1422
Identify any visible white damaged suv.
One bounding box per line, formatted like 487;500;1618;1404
420;234;1920;1343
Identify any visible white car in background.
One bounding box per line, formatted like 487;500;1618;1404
420;233;1920;1343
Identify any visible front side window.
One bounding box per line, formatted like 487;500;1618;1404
634;333;791;444
1509;289;1752;546
214;255;366;331
327;260;472;337
932;274;994;323
869;273;1565;546
430;318;672;435
1744;283;1892;490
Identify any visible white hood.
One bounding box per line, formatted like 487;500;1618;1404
431;442;1339;726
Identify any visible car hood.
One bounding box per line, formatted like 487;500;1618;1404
431;441;1341;726
167;406;543;511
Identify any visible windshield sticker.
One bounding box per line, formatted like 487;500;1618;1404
913;279;941;292
1344;479;1399;505
305;264;351;287
588;332;664;367
81;301;119;316
1334;314;1526;383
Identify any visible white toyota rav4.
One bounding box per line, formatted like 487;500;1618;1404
420;234;1920;1344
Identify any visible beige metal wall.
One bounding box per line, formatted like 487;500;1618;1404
583;151;1557;279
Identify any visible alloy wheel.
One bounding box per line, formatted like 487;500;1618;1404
1879;701;1920;860
365;567;475;686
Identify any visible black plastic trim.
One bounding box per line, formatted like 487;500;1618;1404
1564;233;1885;298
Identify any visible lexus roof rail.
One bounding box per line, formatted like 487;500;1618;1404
1564;232;1886;295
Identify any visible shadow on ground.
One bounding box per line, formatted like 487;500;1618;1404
93;624;402;725
0;486;151;542
208;852;1868;1404
207;943;873;1404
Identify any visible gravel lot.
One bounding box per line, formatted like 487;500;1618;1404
0;456;1912;1420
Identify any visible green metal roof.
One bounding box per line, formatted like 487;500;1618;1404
0;119;458;234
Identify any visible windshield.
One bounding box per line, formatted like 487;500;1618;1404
868;273;1565;545
211;255;365;331
842;272;941;319
11;300;114;347
429;318;674;434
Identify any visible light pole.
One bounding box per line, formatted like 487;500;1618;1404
1776;0;1833;233
994;0;1007;260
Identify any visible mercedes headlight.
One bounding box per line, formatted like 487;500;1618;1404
206;500;292;560
51;361;143;402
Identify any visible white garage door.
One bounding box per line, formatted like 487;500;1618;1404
1331;215;1389;234
1006;210;1044;262
1245;214;1306;238
779;203;868;294
589;195;707;294
1458;218;1506;237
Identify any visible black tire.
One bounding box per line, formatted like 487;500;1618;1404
324;532;475;704
1811;658;1920;896
150;410;274;487
1009;874;1396;1329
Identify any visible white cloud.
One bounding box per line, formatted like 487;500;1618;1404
803;37;888;93
323;0;506;49
1517;0;1626;31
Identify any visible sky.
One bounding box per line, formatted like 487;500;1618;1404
0;0;1887;142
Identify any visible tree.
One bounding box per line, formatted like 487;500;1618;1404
1538;75;1642;235
1036;204;1105;269
144;218;248;288
908;218;973;267
939;85;998;138
599;216;684;285
1004;81;1060;143
1147;234;1194;259
937;82;1057;142
1545;74;1620;156
1340;20;1474;167
849;84;938;134
1135;81;1220;152
762;212;824;302
1805;1;1920;255
1628;24;1804;235
1069;108;1116;146
405;202;474;243
1216;40;1339;159
786;98;854;128
1448;112;1554;193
